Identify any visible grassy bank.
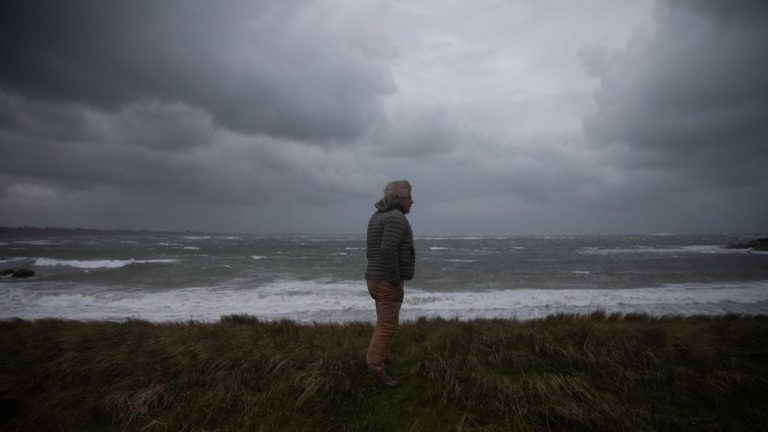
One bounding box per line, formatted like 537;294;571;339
1;312;767;431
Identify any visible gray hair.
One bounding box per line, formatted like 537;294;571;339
383;179;412;202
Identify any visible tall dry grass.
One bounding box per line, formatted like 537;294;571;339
1;312;766;431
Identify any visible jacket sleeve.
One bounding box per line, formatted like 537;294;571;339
380;214;407;285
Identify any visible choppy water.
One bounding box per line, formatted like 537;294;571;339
1;233;767;322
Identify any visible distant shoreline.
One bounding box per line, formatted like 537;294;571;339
0;226;224;237
1;226;766;238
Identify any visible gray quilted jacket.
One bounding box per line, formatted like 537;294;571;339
365;198;415;285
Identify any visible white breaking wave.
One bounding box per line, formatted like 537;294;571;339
33;258;178;269
579;245;755;255
14;240;59;245
184;236;241;241
1;280;767;323
419;237;485;241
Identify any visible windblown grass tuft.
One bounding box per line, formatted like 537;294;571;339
1;313;766;431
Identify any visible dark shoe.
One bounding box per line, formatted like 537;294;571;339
377;373;403;389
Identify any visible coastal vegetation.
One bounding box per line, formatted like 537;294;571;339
1;312;766;431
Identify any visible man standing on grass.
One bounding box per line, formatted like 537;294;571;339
365;179;415;389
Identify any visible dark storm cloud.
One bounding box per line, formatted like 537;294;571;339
0;0;395;142
584;0;768;193
0;89;372;210
0;90;212;192
682;0;768;25
0;91;213;152
3;0;764;234
0;0;396;233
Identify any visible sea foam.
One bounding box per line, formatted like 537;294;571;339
579;245;753;255
2;280;767;323
34;258;178;269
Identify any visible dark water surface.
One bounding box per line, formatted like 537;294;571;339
2;233;767;321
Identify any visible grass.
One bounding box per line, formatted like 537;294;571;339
1;312;767;431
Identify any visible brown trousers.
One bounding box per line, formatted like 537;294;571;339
366;279;404;375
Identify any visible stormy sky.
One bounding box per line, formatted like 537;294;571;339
1;0;766;235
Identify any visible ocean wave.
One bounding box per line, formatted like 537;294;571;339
0;257;26;264
33;258;178;269
2;280;767;323
183;236;242;241
14;240;60;245
407;282;768;310
420;236;485;241
579;245;752;255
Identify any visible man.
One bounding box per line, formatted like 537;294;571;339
365;179;415;388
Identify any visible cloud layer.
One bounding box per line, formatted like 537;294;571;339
1;0;766;234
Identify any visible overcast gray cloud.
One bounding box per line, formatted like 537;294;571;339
581;0;768;221
0;0;766;234
0;0;395;141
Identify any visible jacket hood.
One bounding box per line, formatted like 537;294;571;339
374;198;401;212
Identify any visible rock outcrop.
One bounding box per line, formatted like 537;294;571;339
1;268;36;278
725;238;768;251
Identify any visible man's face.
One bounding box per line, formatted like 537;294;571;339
399;195;414;214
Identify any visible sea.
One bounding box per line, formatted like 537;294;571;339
1;232;767;323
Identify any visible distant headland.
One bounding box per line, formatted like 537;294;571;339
0;226;216;237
